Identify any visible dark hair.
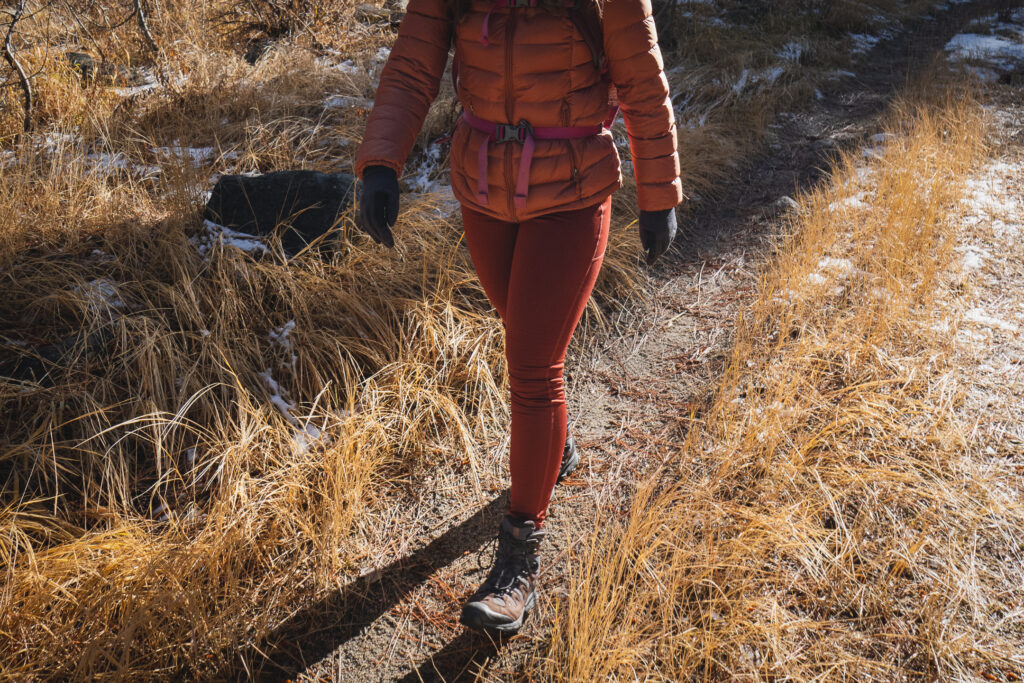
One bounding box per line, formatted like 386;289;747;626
444;0;604;28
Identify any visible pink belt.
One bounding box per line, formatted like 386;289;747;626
461;110;603;210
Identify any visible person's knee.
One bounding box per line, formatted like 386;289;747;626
508;363;564;407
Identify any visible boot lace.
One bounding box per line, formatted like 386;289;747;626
479;528;538;595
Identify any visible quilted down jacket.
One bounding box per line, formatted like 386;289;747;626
355;0;682;223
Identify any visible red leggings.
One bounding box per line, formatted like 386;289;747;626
461;196;612;526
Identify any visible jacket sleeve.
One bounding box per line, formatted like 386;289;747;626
602;0;683;211
354;0;451;179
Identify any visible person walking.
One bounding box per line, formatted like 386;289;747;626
354;0;681;635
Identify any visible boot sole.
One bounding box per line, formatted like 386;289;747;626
557;436;580;483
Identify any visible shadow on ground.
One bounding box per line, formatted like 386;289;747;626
394;630;512;682
218;492;509;681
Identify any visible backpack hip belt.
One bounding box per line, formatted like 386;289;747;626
461;110;605;209
452;0;617;209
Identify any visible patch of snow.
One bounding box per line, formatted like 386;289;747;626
269;320;296;350
38;132;78;154
778;40;806;62
405;143;446;193
731;66;785;95
960;160;1022;223
964;308;1018;333
854;167;876;185
258;366;329;455
817;257;855;274
961;65;1002;82
89;249;115;263
992;220;1022;238
86;151;161;177
269;320;298;370
336;59;359;73
323;58;360;74
965;13;1000;30
945;33;1024;71
849;33;881;54
807;273;828;286
190;219;269;260
681;110;710;128
829;192;869;211
325;94;373;110
425;184;460;218
259;368;297;418
291;423;323;453
75;278;125;310
961;246;989;270
112;72;159;97
152;144;219;165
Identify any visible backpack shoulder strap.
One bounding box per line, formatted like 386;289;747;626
568;0;605;73
568;0;617;127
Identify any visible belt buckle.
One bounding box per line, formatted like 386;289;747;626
496;119;532;143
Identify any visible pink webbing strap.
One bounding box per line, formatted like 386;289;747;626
462;110;602;209
481;9;492;45
513;134;535;208
477;134;490;203
603;103;619;129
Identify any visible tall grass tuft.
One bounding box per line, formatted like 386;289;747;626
534;95;1024;680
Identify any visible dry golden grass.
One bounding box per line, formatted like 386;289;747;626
0;0;985;678
0;2;645;675
532;94;1024;680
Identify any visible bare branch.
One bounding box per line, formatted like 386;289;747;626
134;0;159;54
3;0;32;133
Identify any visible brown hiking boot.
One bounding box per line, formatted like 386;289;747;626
460;515;545;634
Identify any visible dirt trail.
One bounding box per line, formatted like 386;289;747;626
233;2;1017;680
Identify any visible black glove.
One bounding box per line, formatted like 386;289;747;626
358;165;399;248
638;207;677;265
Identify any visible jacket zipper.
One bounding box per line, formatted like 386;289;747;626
504;7;517;219
561;99;581;198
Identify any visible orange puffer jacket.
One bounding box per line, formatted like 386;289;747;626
355;0;682;223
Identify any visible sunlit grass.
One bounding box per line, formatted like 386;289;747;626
533;94;1024;681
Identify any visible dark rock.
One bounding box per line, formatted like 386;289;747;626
355;3;391;21
63;51;138;85
999;68;1024;87
354;2;403;27
204;170;359;257
761;195;800;221
245;37;276;65
65;52;97;80
0;326;115;385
